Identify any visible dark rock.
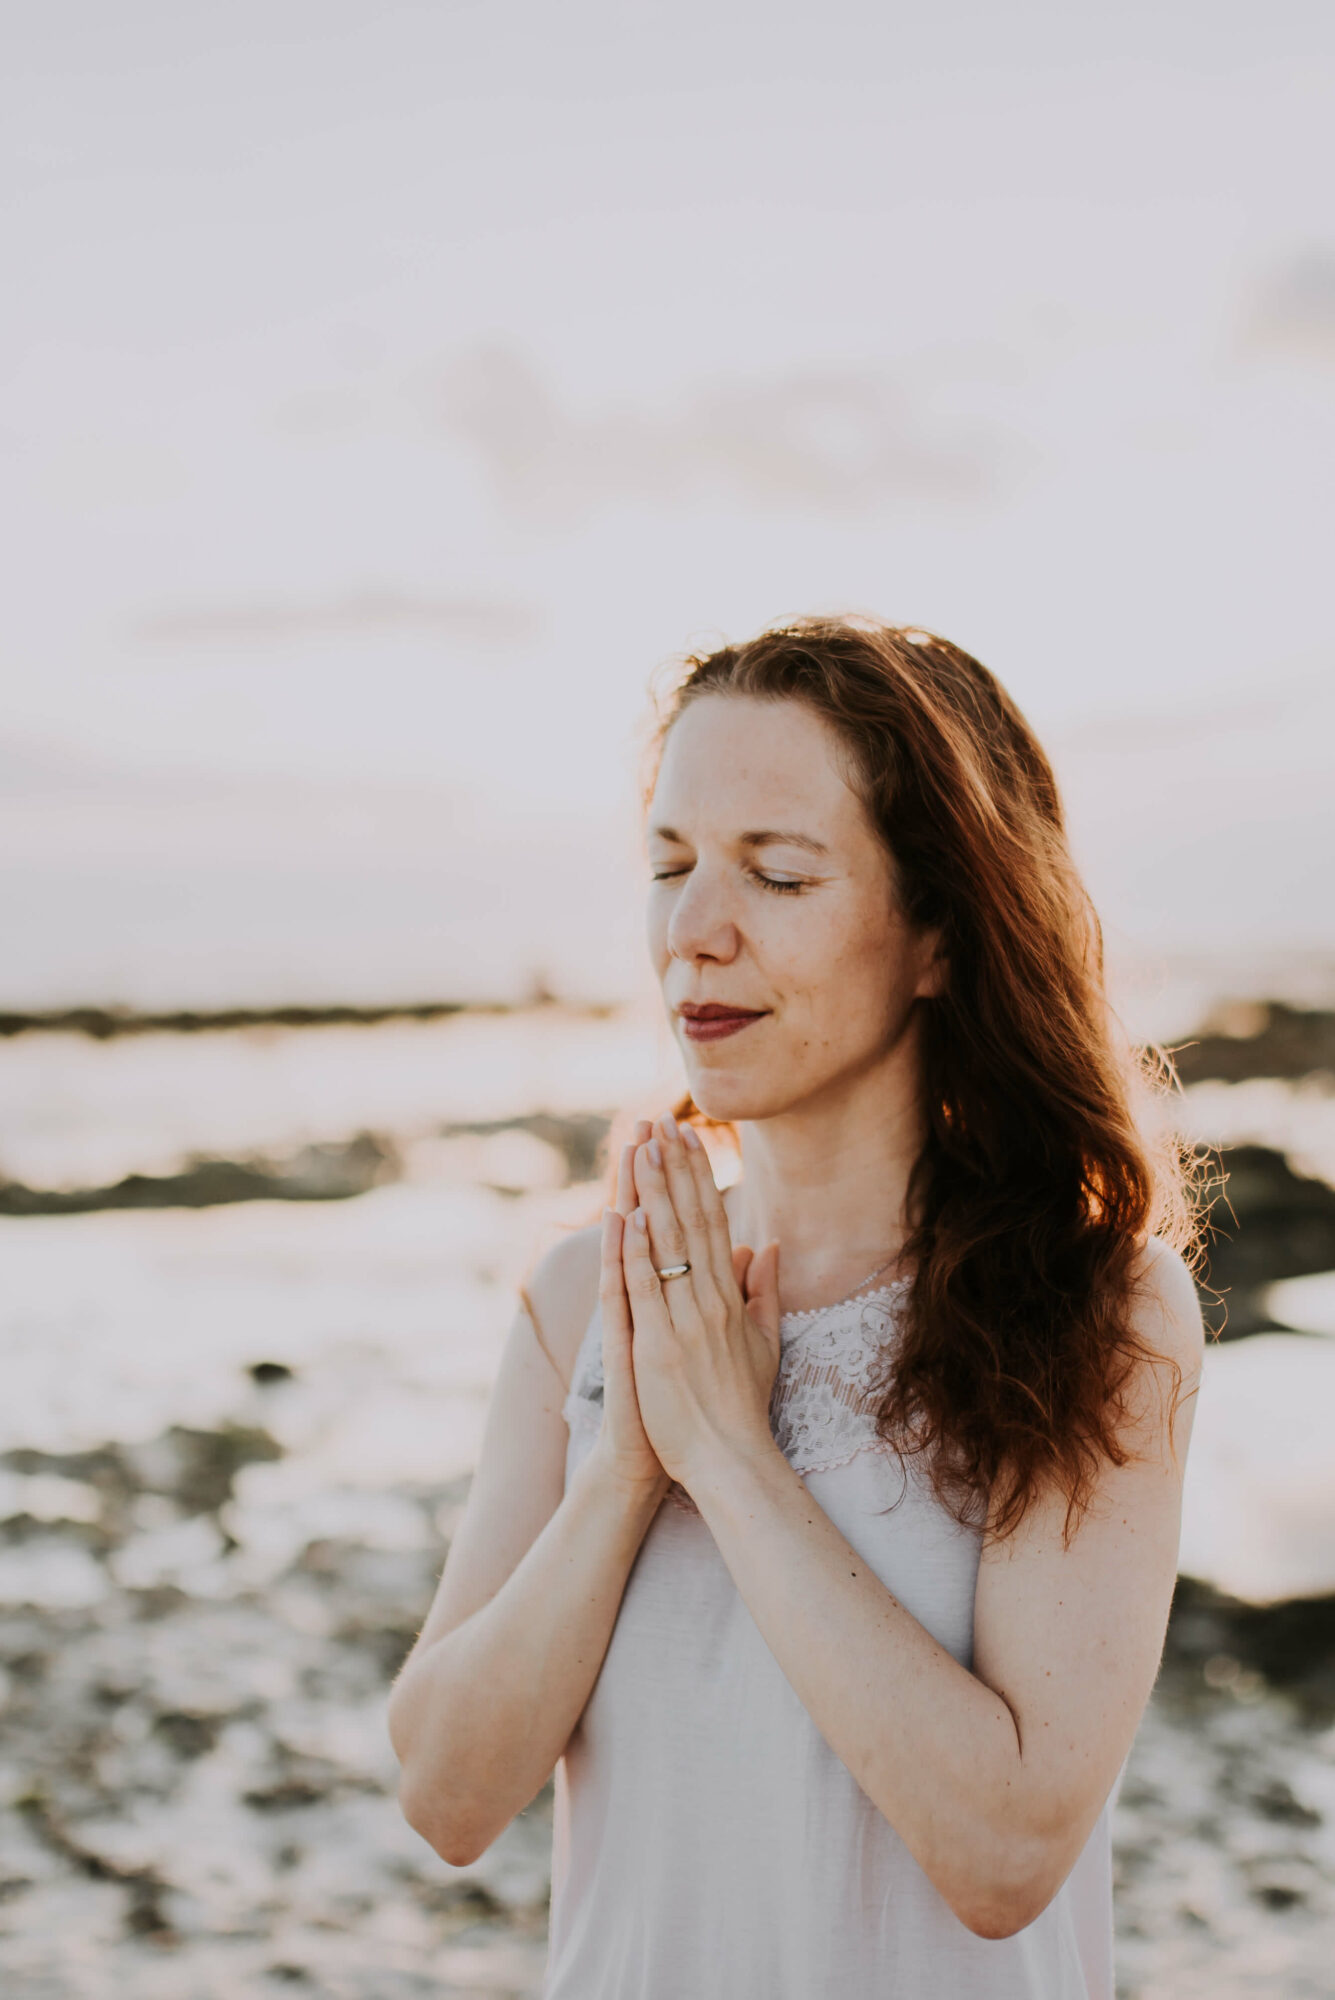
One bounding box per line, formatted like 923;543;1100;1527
410;1878;506;1919
1;1443;139;1510
1251;1880;1304;1911
0;1513;105;1555
0;996;615;1040
249;1361;295;1385
517;1112;613;1186
17;1784;174;1939
438;1110;613;1187
1164;1576;1335;1717
1171;1002;1335;1086
1251;1777;1322;1828
0;1001;472;1040
151;1711;220;1759
123;1424;283;1516
1195;1143;1335;1338
0;1132;399;1216
243;1778;333;1813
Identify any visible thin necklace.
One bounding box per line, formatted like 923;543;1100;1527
781;1247;906;1321
850;1248;902;1294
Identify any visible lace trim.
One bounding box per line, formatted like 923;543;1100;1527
779;1272;910;1330
562;1285;908;1515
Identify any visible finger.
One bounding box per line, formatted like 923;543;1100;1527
653;1114;717;1294
621;1204;675;1331
616;1143;635;1215
732;1245;754;1295
615;1121;652;1216
679;1124;739;1294
745;1240;782;1349
599;1207;633;1346
631;1140;703;1321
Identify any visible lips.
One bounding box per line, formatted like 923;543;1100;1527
678;1002;769;1044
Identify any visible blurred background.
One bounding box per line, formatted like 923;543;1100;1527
2;4;1334;1994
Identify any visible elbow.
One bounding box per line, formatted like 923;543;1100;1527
387;1665;475;1864
396;1772;488;1868
388;1677;505;1869
956;1892;1048;1943
946;1838;1064;1942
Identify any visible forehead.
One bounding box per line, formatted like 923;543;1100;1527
651;694;866;839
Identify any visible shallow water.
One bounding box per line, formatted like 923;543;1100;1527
1;1007;1332;1994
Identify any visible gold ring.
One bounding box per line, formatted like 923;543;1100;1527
656;1262;691;1280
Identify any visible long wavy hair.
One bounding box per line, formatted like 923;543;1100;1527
650;615;1202;1544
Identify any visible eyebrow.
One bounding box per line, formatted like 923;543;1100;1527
650;824;831;858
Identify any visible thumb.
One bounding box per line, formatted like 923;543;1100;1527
731;1244;754;1296
745;1240;781;1348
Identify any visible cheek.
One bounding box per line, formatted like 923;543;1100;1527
645;895;671;970
786;905;904;1036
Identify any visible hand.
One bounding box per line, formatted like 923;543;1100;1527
589;1121;673;1504
621;1112;782;1490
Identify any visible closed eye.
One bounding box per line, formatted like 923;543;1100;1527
650;865;807;895
748;870;805;894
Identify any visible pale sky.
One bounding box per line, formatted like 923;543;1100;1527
4;2;1333;1009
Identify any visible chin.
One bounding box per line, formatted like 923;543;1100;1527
685;1064;794;1125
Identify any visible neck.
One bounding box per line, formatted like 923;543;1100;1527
725;1015;927;1316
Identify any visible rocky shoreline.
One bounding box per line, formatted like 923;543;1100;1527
2;1408;1332;1998
0;993;618;1043
0;996;1332;1995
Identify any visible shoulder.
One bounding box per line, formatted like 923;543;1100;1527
520;1222;603;1396
1119;1236;1206;1449
1127;1236;1206;1372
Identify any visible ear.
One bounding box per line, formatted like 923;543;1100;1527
913;926;948;1001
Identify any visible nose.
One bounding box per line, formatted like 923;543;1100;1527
665;863;740;966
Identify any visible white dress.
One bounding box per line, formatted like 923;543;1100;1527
544;1276;1117;1999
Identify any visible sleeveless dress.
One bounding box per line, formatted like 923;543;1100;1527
544;1276;1118;1999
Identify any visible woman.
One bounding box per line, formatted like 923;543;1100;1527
388;616;1204;1999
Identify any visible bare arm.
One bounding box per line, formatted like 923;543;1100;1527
387;1224;664;1865
681;1239;1203;1938
619;1118;1205;1938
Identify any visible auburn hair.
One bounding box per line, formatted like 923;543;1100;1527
650;615;1202;1544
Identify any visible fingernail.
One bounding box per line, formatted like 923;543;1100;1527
647;1139;662;1168
662;1112;678;1141
632;1207;648;1232
682;1124;701;1150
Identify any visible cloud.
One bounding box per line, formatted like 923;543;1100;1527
128;591;541;648
1242;250;1335;367
428;347;1003;521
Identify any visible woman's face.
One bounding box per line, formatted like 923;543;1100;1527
647;693;943;1124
